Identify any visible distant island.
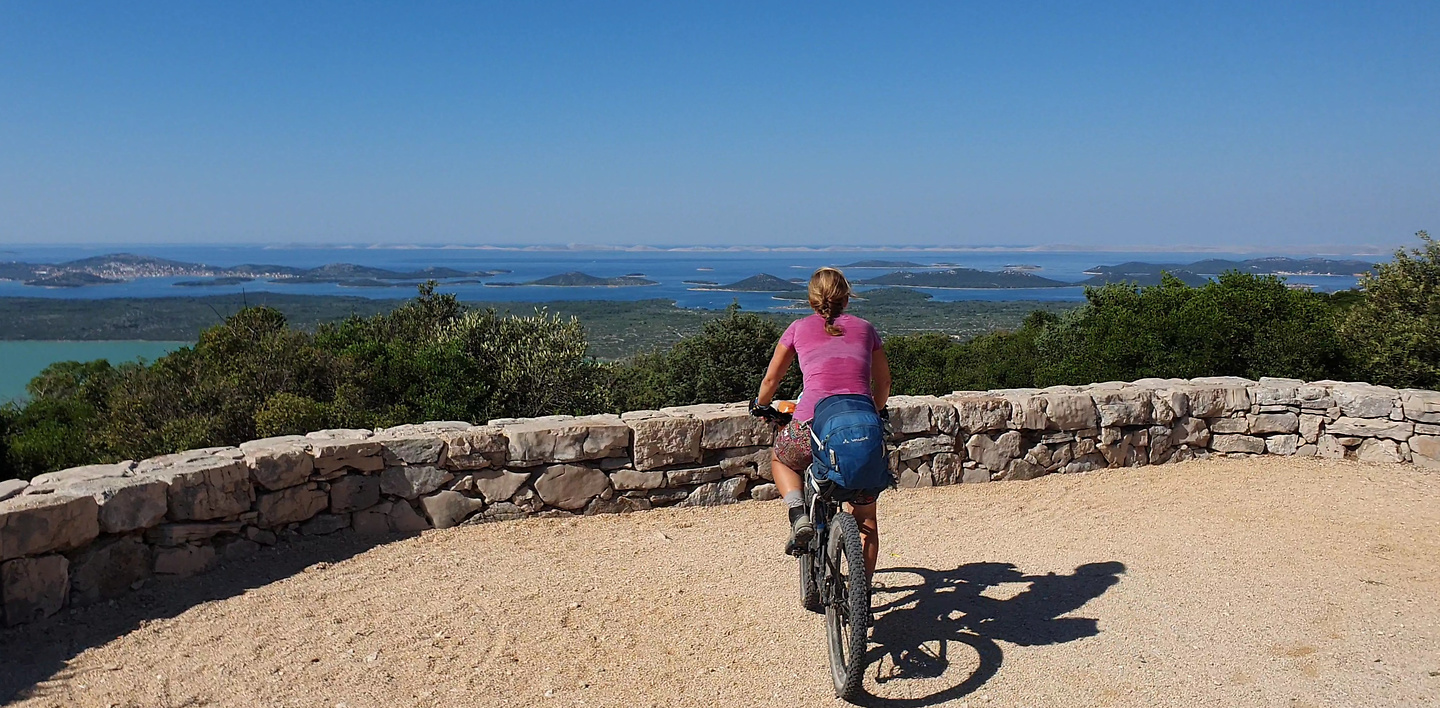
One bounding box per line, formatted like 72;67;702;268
1082;257;1376;286
692;273;806;292
839;260;927;269
523;272;658;287
861;268;1072;289
0;253;501;288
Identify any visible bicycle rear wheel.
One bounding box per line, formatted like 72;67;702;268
824;511;870;700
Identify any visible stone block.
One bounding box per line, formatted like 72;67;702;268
609;468;666;491
136;449;253;521
965;431;1024;471
750;483;780;501
898;468;933;488
153;544;217;577
1211;434;1266;454
659;403;774;449
1187;382;1252;418
373;424;449;466
1299;415;1323;444
379;465;453;499
68;536;151;606
145;521;245;546
300;513;350;535
896;435;957;461
713;446;773;480
961;467;991;483
1401;390;1440;424
648;489;690;506
679;477;747;507
883;396;937;435
1265;434;1301;456
665;466;723;486
1409;435;1440;469
1170;417;1211;448
1248;412;1300;435
388;501;431;532
584;496;653;515
240;435;315;491
503;414;631;465
1357;438;1404;464
0;493;100;561
329;474;381;513
256;485;328;528
1209;417;1248;435
218;537;260;561
533;464;611;511
471;469;531;503
1001;458;1047;481
438;425;508;470
931;452;964;485
28;462;134;490
624;413;703;470
1149;389;1190;425
0;480;26;502
1326;417;1413;441
61;476;169;534
945;394;1011;433
1092;388;1153;427
1328;382;1396;419
305;429;384;476
419;491;485;529
352;506;392;535
995;391;1046;430
2;555;68;626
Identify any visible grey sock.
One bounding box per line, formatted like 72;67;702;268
783;490;804;509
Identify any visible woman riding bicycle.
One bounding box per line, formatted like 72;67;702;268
751;266;891;577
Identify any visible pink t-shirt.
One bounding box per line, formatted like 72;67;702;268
779;313;884;422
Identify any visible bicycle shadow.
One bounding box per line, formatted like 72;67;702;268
854;560;1126;707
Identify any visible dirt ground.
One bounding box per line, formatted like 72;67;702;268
3;456;1438;708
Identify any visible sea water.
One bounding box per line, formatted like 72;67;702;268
0;341;187;404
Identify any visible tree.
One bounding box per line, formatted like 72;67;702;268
1341;230;1440;387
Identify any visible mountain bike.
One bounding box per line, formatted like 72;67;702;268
753;402;872;701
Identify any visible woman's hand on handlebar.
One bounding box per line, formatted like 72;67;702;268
749;398;793;426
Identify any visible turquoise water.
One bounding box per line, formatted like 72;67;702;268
0;341;189;404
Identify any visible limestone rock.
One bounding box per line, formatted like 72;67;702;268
1326;417;1413;441
961;467;991;483
610;468;666;491
502;414;630;465
624;413;703;471
931;452;964;485
1299;414;1323;444
471;469;532;503
1357;438;1404;464
300;513;350;535
388;500;431;532
898;467;933;488
218;537;260;561
896;435;957;461
665;466;723;486
1401;390;1440;424
373;424;449;466
305;429;384;476
153;544;217;576
1092;387;1152;427
0;493;99;561
240;435;315;491
946;394;1011;433
1265;434;1301;456
1330;383;1396;418
245;526;277;545
2;554;69;626
965;431;1024;471
1252;378;1304;407
28;462;133;489
0;480;26;502
145;521;244;546
352;505;392;535
680;477;747;507
1170;417;1211;448
1149;389;1190;425
648;489;691;506
1317;434;1347;459
256;485;328;528
1187;382;1251;418
68;536;151;606
62;476;168;534
136;449;253;521
420;491;486;529
438;425;508;470
1211;435;1266;454
329;475;381;513
714;446;773;480
1409;435;1440;469
1209;417;1248;435
750;483;780;501
534;464;611;511
584;496;653;515
1248;412;1300;435
658;403;774;449
379;465;454;499
882;396;938;435
1002;458;1047;481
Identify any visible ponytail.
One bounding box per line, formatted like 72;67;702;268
808;267;851;336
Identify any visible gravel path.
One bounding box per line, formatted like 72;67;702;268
3;456;1438;707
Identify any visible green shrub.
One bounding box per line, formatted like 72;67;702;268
1341;231;1440;388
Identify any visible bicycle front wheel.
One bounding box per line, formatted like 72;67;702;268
824;511;870;700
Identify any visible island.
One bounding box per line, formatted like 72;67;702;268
1082;257;1376;286
524;272;658;287
174;276;257;287
23;272;124;288
691;273;806;292
860;268;1071;289
839;260;926;269
0;253;498;288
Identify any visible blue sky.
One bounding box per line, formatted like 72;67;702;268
0;2;1435;250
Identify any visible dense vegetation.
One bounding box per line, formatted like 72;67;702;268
2;233;1435;481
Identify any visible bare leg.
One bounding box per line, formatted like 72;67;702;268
847;501;879;578
771;450;802;498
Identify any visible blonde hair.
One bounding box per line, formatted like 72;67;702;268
808;267;851;336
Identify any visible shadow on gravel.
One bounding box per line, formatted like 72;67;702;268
856;560;1126;707
0;531;416;705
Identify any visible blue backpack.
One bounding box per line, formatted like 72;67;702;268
809;394;892;493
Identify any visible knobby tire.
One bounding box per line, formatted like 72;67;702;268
825;511;870;701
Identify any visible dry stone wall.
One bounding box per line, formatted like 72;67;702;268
4;377;1439;626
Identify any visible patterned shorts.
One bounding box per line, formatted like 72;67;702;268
773;418;813;472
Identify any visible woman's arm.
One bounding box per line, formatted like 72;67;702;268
756;342;796;406
871;347;892;411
